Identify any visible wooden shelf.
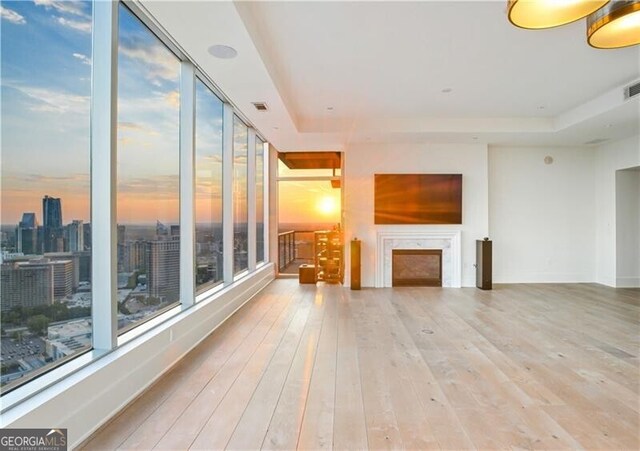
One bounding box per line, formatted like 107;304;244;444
314;230;344;284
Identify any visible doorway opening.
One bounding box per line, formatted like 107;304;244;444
277;152;342;276
615;167;640;287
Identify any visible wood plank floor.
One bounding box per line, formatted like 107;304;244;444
82;280;640;450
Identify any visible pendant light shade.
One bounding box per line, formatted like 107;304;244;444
587;0;640;48
508;0;611;29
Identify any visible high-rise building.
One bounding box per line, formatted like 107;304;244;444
83;223;91;251
146;238;180;303
16;212;39;255
75;251;91;283
66;220;84;252
23;258;74;299
117;225;126;272
124;240;148;273
45;253;80;291
43;196;63;253
0;261;54;312
156;220;169;237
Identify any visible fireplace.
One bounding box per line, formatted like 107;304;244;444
375;230;461;288
392;249;442;287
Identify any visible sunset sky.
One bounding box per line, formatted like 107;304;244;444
1;0;92;224
1;0;335;228
278;179;341;225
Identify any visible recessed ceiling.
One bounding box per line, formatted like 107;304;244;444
142;1;640;150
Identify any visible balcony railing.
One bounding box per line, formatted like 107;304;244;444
278;230;316;273
278;230;296;271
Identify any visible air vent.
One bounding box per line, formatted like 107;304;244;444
624;81;640;100
584;138;609;145
252;102;268;112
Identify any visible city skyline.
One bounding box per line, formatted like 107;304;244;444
1;1;253;225
1;1;331;228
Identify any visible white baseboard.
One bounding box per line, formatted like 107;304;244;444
616;277;640;288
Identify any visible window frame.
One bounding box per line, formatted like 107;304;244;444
194;76;225;296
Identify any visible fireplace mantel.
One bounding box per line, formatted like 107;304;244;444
375;230;462;288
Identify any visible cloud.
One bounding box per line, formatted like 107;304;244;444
2;173;89;192
119;39;179;84
199;154;223;164
1;6;26;24
118;122;145;131
164;91;180;109
34;0;89;18
195;181;223;199
17;86;89;115
73;52;91;65
118;175;179;199
57;16;91;33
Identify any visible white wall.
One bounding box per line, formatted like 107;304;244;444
489;146;596;283
343;143;489;287
615;168;640;287
595;135;640;287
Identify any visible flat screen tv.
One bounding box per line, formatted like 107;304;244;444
374;174;462;224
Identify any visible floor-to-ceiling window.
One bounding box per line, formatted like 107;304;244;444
233;116;249;274
0;0;93;393
116;3;181;333
195;79;224;292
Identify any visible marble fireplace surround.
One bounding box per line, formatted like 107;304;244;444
375;230;462;288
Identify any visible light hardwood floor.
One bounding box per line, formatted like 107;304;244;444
82;280;640;450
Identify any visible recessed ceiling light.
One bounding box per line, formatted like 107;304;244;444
208;45;237;59
606;123;613;128
472;136;479;140
537;105;546;110
441;88;453;93
327;106;334;111
273;126;279;130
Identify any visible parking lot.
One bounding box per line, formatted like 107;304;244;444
1;334;46;367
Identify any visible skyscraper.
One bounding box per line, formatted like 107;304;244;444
0;261;54;312
156;220;169;237
117;225;126;272
43;196;63;253
146;238;180;303
16;212;39;254
83;223;92;251
66;220;84;252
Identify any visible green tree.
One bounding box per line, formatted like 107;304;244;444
10;330;24;343
27;315;50;336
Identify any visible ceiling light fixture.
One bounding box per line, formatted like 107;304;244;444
507;0;610;29
507;0;639;49
441;88;453;93
208;45;238;59
587;0;640;48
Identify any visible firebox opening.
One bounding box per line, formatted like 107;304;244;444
392;249;442;287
